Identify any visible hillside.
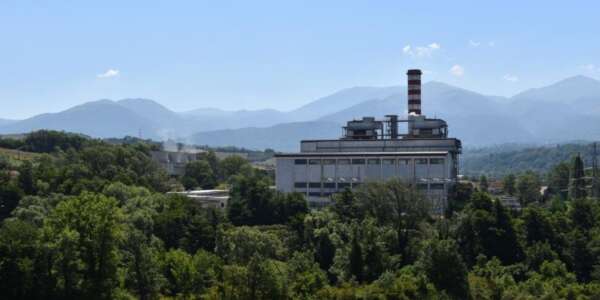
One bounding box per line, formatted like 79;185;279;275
461;142;598;177
190;121;341;151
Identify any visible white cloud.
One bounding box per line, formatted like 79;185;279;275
469;40;481;47
428;43;440;49
581;64;597;72
402;43;441;58
503;74;519;82
469;40;495;48
97;69;120;78
449;65;464;77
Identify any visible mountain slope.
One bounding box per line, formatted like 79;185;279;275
0;100;159;139
512;75;600;104
0;119;16;126
190;121;341;151
289;86;403;121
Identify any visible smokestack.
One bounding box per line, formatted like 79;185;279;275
407;69;422;115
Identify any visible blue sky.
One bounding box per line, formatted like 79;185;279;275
1;1;599;119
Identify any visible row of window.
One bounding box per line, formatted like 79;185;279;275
294;158;444;165
295;182;445;190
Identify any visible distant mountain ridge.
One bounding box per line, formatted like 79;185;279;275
2;75;600;151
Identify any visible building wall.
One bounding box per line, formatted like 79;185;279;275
275;153;455;212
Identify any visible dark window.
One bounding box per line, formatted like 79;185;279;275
294;159;307;165
338;159;351;165
367;159;380;165
352;182;362;188
323;182;335;188
416;158;428;164
323;159;336;165
338;182;351;189
431;183;445;190
309;182;321;188
382;159;395;165
309;159;321;165
294;182;307;188
352;159;365;165
417;183;428;190
398;159;410;165
308;192;321;197
430;158;445;165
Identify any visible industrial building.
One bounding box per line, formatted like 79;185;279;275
275;69;462;212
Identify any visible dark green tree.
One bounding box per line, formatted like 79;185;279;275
503;174;517;196
182;160;216;190
17;161;35;195
547;162;570;198
349;227;364;283
480;175;489;192
569;154;587;200
418;238;469;299
517;171;541;205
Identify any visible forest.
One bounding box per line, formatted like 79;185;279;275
3;130;600;299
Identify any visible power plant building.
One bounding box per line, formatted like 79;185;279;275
275;70;462;212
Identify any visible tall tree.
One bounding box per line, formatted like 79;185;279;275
547;162;570;198
479;175;489;193
418;238;469;299
517;171;541;206
569;154;587;200
503;174;517;196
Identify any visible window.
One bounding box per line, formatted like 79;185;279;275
398;159;410;165
430;158;445;165
417;183;428;190
338;159;351;165
294;159;307;165
308;192;321;197
382;159;395;165
323;159;336;165
352;159;365;165
309;159;321;165
367;159;380;165
338;182;351;189
416;158;428;164
352;182;362;188
309;182;321;188
294;182;307;188
323;182;335;188
430;183;445;190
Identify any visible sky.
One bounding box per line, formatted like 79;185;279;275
1;1;600;119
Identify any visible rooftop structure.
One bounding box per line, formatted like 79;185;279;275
275;69;462;212
168;189;229;209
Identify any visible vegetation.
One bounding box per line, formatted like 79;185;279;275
3;131;600;299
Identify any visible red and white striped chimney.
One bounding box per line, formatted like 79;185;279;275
407;69;422;115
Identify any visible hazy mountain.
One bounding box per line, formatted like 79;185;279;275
0;119;16;126
0;100;160;139
512;75;600;104
181;108;290;131
288;86;404;121
2;75;600;150
190;121;341;151
189;76;600;150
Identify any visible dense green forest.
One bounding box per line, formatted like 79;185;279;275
462;142;599;177
3;131;600;299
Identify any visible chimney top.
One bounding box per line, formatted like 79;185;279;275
407;69;422;75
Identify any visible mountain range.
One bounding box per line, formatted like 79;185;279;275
1;76;600;151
